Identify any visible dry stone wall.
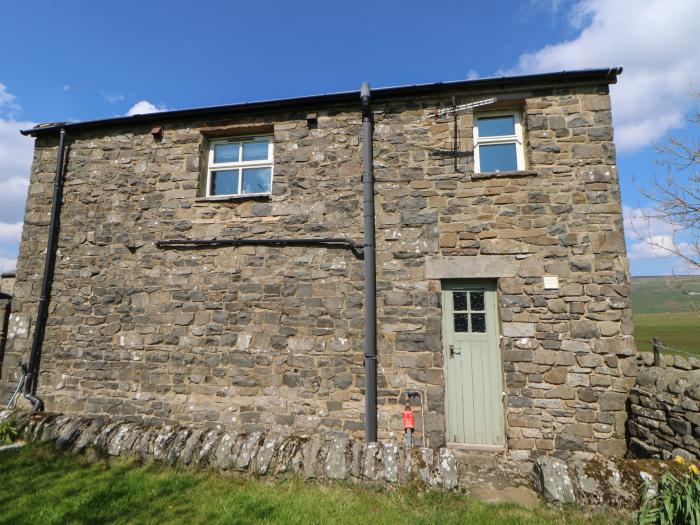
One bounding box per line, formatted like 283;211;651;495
1;81;634;459
628;351;700;460
7;410;475;491
4;410;661;509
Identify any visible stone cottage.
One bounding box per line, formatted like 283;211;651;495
0;67;636;459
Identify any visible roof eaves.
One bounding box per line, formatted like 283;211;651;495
21;67;622;137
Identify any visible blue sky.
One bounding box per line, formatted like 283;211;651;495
0;0;698;276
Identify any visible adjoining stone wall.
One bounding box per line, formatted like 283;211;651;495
628;351;700;460
1;79;634;458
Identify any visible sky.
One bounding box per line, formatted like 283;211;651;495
0;0;698;276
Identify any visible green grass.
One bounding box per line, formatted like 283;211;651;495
633;312;700;355
0;444;628;525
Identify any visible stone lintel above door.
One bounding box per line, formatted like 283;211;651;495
425;256;516;280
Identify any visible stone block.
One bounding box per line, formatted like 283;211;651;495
570;321;600;339
599;392;626;412
502;323;536;338
533;457;575;505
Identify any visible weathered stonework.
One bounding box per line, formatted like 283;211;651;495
628;351;700;460
1;73;635;458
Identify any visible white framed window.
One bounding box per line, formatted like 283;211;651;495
206;135;274;197
473;111;524;173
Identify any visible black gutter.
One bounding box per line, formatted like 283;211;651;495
360;82;377;443
155;237;363;258
24;128;68;411
21;68;622;137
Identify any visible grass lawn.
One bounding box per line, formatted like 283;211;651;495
633;312;700;356
0;445;629;525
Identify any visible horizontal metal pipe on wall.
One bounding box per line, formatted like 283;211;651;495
154;237;364;258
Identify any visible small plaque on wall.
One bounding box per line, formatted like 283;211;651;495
543;275;559;290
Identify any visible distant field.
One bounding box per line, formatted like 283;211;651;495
630;275;699;356
630;275;700;314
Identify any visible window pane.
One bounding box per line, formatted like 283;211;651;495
242;167;272;194
453;292;468;311
471;313;486;333
242;140;270;161
478;115;515;137
214;143;239;163
454;313;469;333
470;292;484;311
210;169;239;196
478;143;517;172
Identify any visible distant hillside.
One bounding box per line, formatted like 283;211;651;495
630;275;700;315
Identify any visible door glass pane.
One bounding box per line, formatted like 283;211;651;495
242;140;269;161
214;143;240;163
470;292;484;311
478;143;517;172
478;115;515;137
453;292;468;311
471;313;486;333
210;169;239;196
242;167;272;194
454;313;469;333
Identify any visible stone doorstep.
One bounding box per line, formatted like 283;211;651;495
446;445;536;505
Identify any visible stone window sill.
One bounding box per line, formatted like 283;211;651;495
471;170;538;180
195;194;272;203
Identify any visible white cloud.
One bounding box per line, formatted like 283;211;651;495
623;205;675;238
623;205;696;271
508;0;700;152
0;119;34;224
627;234;693;261
0;83;35;273
126;100;169;116
0;83;21;118
0;222;23;243
628;235;676;260
0;257;17;273
62;85;71;92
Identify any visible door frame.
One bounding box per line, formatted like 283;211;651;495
441;279;507;449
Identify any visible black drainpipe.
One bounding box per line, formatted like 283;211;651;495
361;82;377;443
24;128;67;411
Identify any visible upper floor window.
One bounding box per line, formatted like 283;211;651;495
207;136;273;197
473;111;524;173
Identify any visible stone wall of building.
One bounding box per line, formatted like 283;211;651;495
628;351;700;460
0;80;634;458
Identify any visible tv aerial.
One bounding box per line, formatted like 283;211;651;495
428;96;498;171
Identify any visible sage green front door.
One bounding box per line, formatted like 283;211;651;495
442;280;505;446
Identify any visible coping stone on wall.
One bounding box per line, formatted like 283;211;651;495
425;256;517;280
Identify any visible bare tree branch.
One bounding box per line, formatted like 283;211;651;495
633;99;700;271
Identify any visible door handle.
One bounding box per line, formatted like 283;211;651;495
449;344;460;357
